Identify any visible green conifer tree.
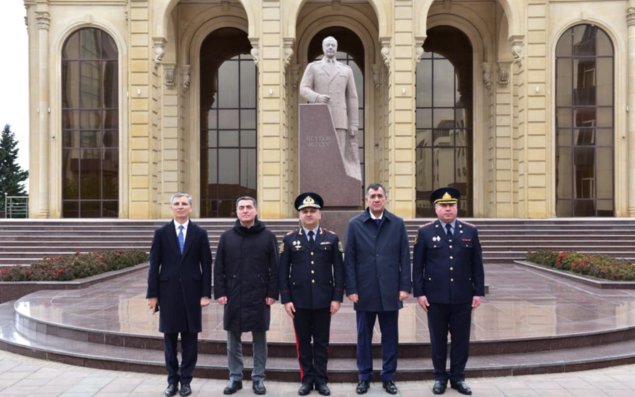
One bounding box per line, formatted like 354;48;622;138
0;124;29;211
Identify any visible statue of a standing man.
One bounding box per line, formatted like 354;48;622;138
300;36;362;181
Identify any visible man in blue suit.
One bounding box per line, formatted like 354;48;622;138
279;192;345;396
413;187;485;395
344;183;411;395
146;193;213;397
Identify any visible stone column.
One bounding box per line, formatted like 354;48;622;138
33;9;50;218
257;1;288;218
627;4;635;215
388;0;417;218
128;1;152;218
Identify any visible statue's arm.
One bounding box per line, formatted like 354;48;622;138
299;64;319;103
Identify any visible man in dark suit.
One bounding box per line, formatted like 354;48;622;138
344;183;411;395
413;187;485;395
146;192;213;397
279;192;345;396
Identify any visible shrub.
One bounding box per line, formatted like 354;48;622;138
527;250;635;281
0;250;149;281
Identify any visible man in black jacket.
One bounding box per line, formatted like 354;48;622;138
214;196;279;395
146;193;213;397
279;192;344;396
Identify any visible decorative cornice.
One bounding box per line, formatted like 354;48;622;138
182;64;191;91
152;37;167;65
249;37;260;66
628;7;635;27
283;37;294;68
35;11;50;31
164;64;176;88
379;37;391;68
482;62;492;90
511;39;523;66
414;35;426;64
497;62;511;86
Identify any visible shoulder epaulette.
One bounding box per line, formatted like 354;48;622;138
460;220;476;228
285;230;293;236
420;220;435;229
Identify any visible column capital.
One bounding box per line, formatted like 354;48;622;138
628;7;635;26
35;11;50;31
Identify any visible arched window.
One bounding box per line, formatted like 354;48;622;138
200;28;256;217
62;28;119;217
415;26;473;217
556;24;614;216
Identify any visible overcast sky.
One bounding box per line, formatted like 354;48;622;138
0;2;29;181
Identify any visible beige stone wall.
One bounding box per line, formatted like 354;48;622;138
24;0;633;219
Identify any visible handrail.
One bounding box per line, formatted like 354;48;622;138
4;195;28;218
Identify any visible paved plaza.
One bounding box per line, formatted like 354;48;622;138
0;349;634;397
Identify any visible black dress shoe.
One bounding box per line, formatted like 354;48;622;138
382;380;398;395
451;380;472;395
298;382;312;396
164;384;178;397
356;380;370;394
252;379;267;395
432;380;447;395
223;380;243;395
315;383;331;396
179;384;192;396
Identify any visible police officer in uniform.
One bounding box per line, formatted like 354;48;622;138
413;187;485;395
279;192;345;396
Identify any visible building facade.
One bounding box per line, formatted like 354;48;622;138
23;0;635;219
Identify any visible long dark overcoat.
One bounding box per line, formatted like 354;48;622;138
146;220;212;333
412;219;485;304
344;209;411;312
213;219;279;332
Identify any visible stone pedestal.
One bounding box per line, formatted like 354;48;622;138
299;103;362;209
320;210;359;244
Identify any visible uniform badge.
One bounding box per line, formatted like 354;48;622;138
293;240;302;250
432;235;441;242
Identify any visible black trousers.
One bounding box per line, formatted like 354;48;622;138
163;332;198;386
293;307;332;386
426;302;472;383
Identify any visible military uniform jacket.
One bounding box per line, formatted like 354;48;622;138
412;219;485;304
278;227;345;309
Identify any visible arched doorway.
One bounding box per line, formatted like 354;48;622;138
199;27;256;217
415;26;473;217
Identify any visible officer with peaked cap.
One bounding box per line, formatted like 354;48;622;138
278;192;344;396
412;187;485;395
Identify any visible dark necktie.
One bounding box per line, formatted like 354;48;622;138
308;230;315;244
374;218;382;227
445;223;453;238
178;225;185;254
